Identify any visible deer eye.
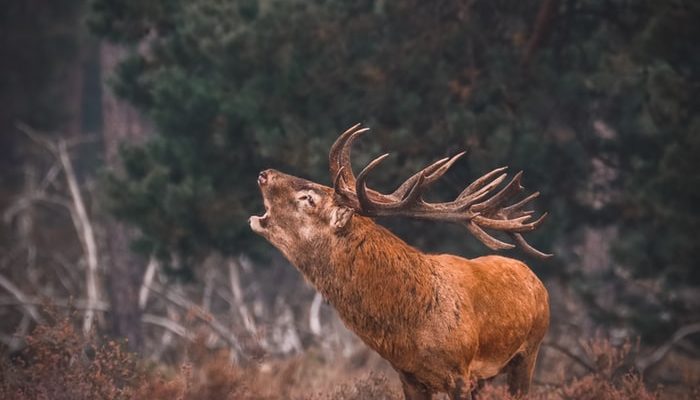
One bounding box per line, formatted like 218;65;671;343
298;194;315;207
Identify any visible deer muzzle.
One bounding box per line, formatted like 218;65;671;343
250;170;275;234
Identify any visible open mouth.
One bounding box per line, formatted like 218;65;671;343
255;202;270;225
250;170;272;232
249;209;269;232
249;189;271;232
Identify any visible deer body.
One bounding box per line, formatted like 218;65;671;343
280;213;548;396
250;124;550;399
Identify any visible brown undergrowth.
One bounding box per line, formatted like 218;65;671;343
1;318;697;400
0;318;139;400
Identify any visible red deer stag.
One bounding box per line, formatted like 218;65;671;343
249;124;550;399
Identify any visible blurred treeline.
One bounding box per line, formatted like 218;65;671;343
95;0;700;338
0;0;699;395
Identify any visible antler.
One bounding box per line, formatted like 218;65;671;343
329;124;552;259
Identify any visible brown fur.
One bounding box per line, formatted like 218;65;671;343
250;170;549;399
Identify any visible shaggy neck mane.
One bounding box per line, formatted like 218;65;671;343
293;215;440;342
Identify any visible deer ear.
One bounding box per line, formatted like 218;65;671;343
330;206;354;231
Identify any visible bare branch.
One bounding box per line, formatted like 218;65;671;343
38;162;62;192
229;257;257;335
16;122;58;154
142;313;193;340
0;296;108;311
636;322;700;373
148;282;244;360
15;122;103;335
0;273;45;324
151;306;179;361
56;139;101;335
139;257;158;310
309;292;324;336
16;122;98;151
202;261;216;312
543;341;596;373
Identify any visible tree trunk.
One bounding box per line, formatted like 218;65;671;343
99;42;150;351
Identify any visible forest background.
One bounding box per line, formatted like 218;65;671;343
0;0;698;398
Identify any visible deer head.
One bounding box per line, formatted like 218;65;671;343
250;123;551;258
248;169;355;263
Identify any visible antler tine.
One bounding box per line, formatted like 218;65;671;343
472;211;547;232
471;171;524;214
461;169;549;256
453;172;509;209
502;192;540;216
363;174;428;212
402;151;466;202
472;215;536;231
458;167;508;200
390;157;450;199
465;221;516;250
359;151;468;212
390;151;466;200
425;151;466;183
526;212;548;230
511;233;553;259
333;166;359;206
333;166;345;190
340;128;370;183
329;123;361;178
329;123;370;189
356;153;391;210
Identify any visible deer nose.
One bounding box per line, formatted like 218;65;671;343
258;170;271;185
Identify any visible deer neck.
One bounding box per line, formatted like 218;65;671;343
294;216;440;341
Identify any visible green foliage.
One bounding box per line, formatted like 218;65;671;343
90;0;699;336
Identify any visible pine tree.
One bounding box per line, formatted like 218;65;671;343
89;0;699;339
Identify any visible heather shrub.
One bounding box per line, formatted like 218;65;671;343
133;348;274;400
0;318;139;400
476;335;657;400
1;319;695;400
309;372;401;400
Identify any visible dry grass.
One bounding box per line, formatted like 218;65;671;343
1;318;698;400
